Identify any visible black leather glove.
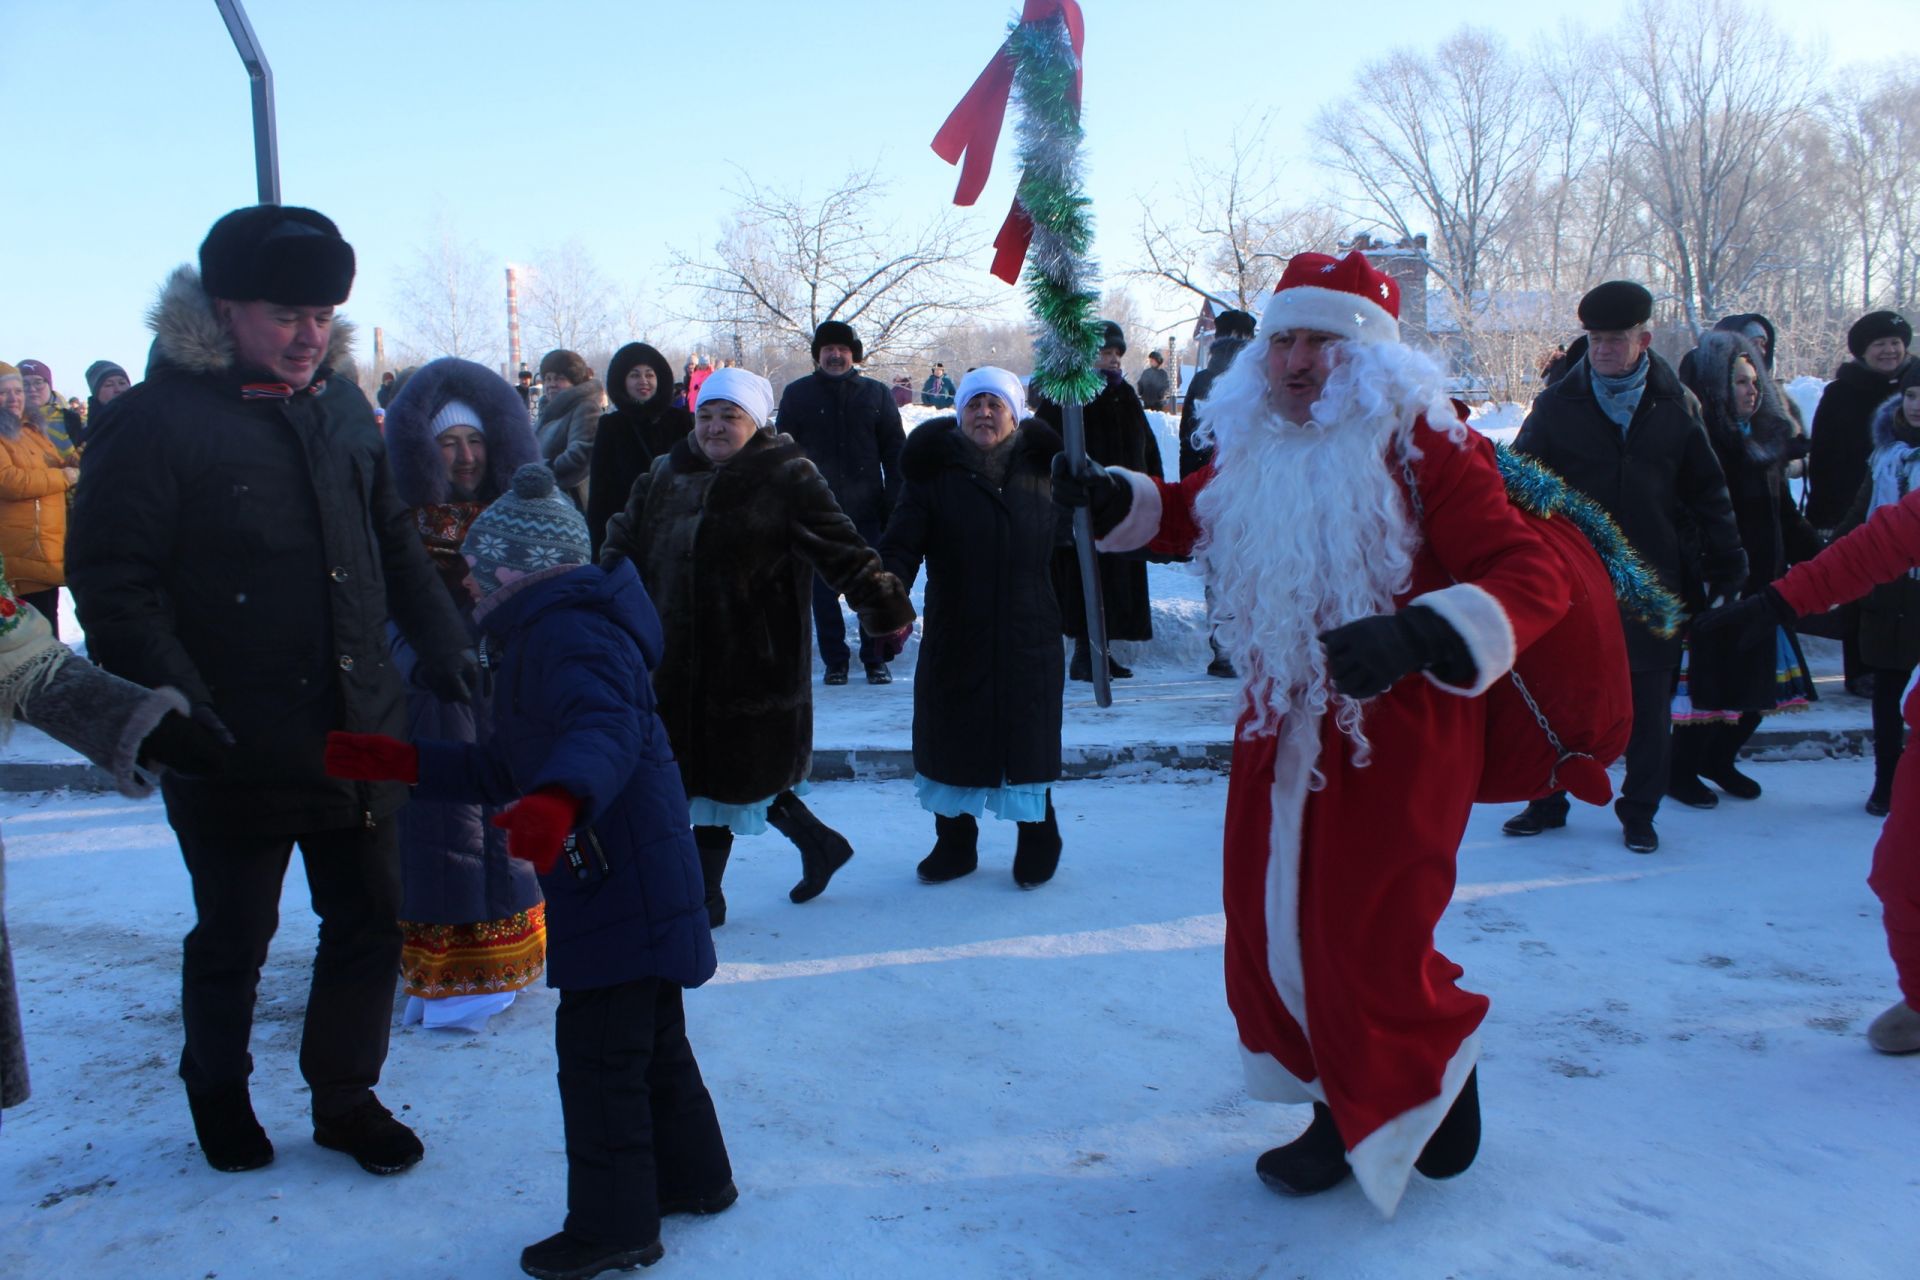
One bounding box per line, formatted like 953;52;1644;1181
1319;606;1469;699
1692;586;1795;635
417;647;481;705
139;710;230;777
1050;454;1132;539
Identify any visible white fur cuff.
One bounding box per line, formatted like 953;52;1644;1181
1412;583;1515;697
1094;468;1162;553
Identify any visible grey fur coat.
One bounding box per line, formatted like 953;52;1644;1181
536;380;607;509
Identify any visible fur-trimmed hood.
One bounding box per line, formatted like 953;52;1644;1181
1680;329;1794;467
384;356;541;507
1870;390;1920;455
898;416;1062;485
144;264;357;381
605;343;675;415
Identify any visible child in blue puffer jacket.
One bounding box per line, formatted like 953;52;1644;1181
326;464;734;1280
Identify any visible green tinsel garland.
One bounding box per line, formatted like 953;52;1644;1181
1007;17;1103;407
1496;445;1682;639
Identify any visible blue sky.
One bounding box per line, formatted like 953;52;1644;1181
10;0;1914;393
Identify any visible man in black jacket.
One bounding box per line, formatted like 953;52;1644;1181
68;206;476;1179
1508;281;1746;853
775;320;907;684
1136;350;1170;411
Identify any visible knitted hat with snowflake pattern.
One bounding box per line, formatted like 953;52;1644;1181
1260;250;1400;345
460;464;590;597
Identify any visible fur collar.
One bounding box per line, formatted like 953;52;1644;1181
535;378;605;426
145;264;356;380
899;416;1062;485
665;427;803;478
1871;392;1920;454
384;357;542;508
1684;330;1794;466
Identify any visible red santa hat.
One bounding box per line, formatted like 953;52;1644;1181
1260;250;1400;345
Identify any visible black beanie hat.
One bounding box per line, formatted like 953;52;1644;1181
539;349;592;385
1577;281;1653;332
812;320;863;364
1215;309;1256;339
1848;311;1912;360
1099;320;1126;354
199;205;356;305
84;360;128;396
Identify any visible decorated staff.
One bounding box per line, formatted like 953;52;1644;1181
933;0;1115;706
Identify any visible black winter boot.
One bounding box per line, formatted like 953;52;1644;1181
1501;797;1568;837
520;1230;663;1279
1255;1103;1351;1196
186;1084;274;1173
1013;796;1062;888
1414;1068;1481;1180
693;826;732;928
1068;638;1092;682
1701;716;1761;799
767;790;854;904
917;813;979;883
312;1094;423;1175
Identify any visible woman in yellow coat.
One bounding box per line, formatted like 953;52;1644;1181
0;363;78;634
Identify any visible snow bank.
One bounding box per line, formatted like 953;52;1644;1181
1787;375;1826;430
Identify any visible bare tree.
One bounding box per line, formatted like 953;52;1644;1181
1134;113;1344;311
391;214;501;367
1606;0;1818;334
672;166;989;365
521;238;617;358
1315;28;1549;310
1823;71;1920;311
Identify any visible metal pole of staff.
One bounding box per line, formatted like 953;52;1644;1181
1060;400;1112;708
212;0;280;205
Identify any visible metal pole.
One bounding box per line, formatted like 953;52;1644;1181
212;0;280;205
1060;400;1112;708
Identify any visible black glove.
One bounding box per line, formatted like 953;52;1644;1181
1318;606;1468;700
1050;454;1133;539
417;648;481;705
1692;586;1795;635
138;710;230;777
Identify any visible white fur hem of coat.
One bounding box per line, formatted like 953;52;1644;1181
1412;582;1515;697
1094;468;1162;553
1346;1028;1482;1218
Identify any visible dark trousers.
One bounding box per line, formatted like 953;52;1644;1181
812;516;884;671
19;588;59;638
1537;667;1674;823
1872;665;1914;796
556;978;731;1246
175;822;403;1117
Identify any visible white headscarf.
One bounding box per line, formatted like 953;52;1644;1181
697;368;777;426
953;366;1028;421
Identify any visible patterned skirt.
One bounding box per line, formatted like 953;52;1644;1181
400;902;546;1000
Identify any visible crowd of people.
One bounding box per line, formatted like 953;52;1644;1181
1;199;1916;1278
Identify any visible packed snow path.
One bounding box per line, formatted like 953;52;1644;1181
1;763;1911;1278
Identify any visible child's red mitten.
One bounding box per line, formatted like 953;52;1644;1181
492;786;582;875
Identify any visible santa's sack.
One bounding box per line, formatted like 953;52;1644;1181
1470;447;1678;806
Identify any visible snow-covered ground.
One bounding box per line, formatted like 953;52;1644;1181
1;758;1913;1278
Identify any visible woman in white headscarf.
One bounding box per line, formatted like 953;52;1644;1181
600;369;914;926
881;367;1070;888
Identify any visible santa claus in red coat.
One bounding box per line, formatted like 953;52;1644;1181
1054;251;1574;1215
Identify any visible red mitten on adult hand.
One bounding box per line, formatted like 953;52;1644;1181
873;624;913;661
491;786;582;875
323;731;419;784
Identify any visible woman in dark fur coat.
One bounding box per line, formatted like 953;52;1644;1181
881;368;1069;888
1670;331;1821;805
585;343;691;558
384;358;545;1029
600;369;915;926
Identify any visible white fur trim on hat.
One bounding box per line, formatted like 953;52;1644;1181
953;366;1027;421
698;367;777;427
428;398;482;437
1262;285;1399;346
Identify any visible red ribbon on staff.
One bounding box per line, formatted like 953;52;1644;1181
930;0;1085;284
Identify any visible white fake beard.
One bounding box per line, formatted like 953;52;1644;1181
1193;340;1456;758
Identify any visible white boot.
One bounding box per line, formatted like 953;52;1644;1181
1866;1000;1920;1054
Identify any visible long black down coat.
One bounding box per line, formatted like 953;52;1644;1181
1512;350;1745;672
1807;356;1918;530
599;430;915;804
880;418;1068;789
585;343;692;558
68;266;469;836
1035;373;1164;641
774;370;905;530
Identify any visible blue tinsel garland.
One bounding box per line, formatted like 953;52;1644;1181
1495;445;1682;639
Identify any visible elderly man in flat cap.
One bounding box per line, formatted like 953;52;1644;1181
68;205;476;1178
1507;280;1745;853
